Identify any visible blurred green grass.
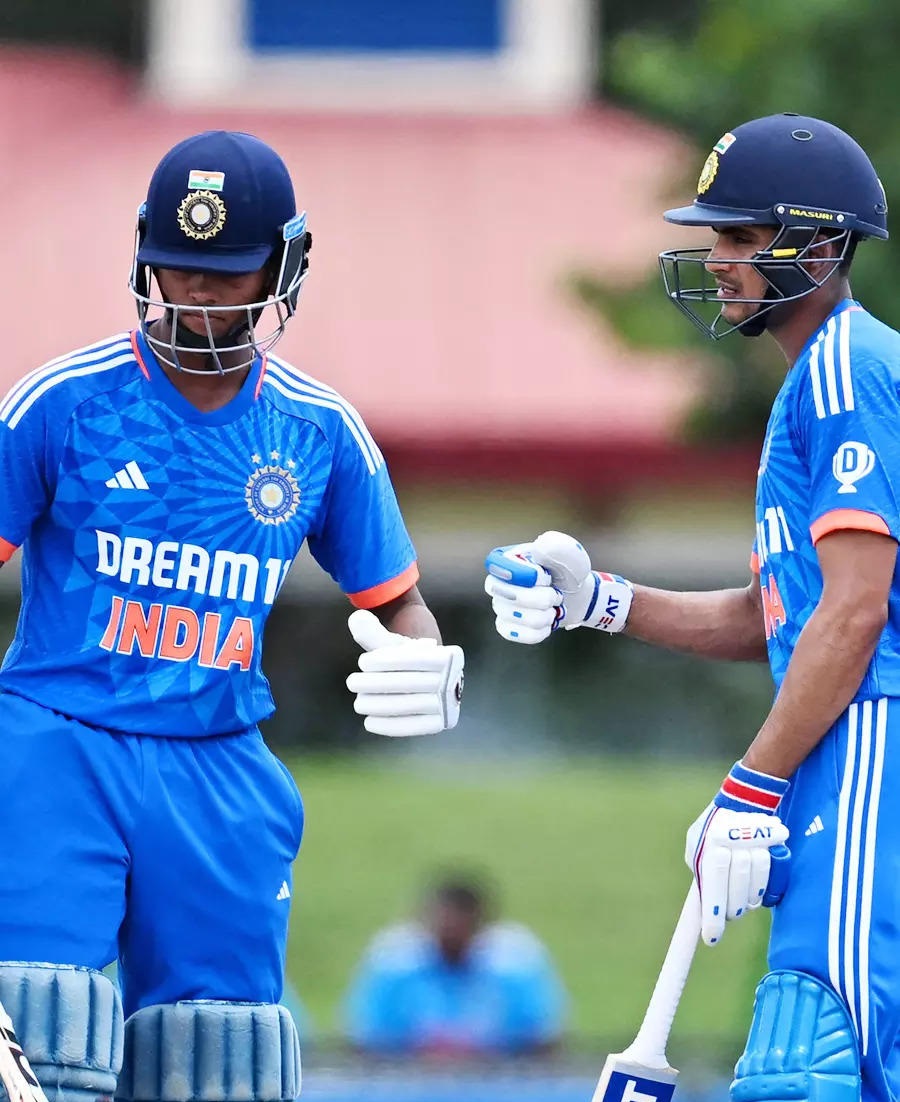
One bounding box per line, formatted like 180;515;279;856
286;755;770;1050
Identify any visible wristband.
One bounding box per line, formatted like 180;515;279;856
714;760;790;815
578;572;634;634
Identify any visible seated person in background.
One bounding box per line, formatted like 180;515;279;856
343;872;568;1057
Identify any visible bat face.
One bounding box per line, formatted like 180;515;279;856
591;1055;679;1102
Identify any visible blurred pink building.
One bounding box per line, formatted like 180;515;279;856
0;47;756;494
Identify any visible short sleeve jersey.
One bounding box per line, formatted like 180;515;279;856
0;330;418;736
754;300;900;697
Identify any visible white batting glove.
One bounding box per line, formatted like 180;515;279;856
685;761;791;946
484;531;634;644
345;610;465;737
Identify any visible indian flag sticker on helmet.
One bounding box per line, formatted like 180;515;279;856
714;132;736;155
697;151;719;195
187;169;225;192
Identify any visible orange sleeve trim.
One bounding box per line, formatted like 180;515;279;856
130;330;151;380
749;551;760;575
810;508;892;544
348;562;420;609
0;537;18;563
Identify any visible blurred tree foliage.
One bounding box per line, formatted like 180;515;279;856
257;591;772;761
0;0;144;64
598;0;702;65
580;0;900;443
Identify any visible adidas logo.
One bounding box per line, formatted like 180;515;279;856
805;815;824;837
105;461;149;490
276;881;291;901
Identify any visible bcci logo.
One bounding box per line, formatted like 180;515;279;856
697;151;719;195
177;190;227;240
245;464;301;525
832;441;875;494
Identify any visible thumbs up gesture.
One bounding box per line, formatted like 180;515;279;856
345;610;465;737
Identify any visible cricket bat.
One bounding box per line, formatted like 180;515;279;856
0;1000;48;1102
591;881;702;1102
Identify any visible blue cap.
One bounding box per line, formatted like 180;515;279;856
664;114;888;240
137;130;297;273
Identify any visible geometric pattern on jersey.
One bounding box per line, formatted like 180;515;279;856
755;299;900;698
0;330;416;736
58;386;331;721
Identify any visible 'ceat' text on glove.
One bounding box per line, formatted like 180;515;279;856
484;531;634;644
345;610;464;737
686;761;791;946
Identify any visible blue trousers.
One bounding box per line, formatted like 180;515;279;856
0;692;304;1018
771;697;900;1102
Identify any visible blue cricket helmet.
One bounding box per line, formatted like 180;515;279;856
137;130;298;272
665;113;888;239
129;130;312;372
659;114;888;339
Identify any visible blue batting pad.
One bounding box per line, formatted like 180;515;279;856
0;962;123;1102
731;970;859;1102
115;1001;301;1102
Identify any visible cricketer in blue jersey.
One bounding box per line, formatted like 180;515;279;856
484;114;900;1102
344;875;567;1056
0;130;464;1102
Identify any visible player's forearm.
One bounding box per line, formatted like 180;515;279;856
623;583;768;661
374;585;442;642
386;603;441;641
743;600;886;779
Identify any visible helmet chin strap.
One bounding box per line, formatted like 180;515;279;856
737;290;782;338
165;305;253;350
144;310;255;375
737;308;770;338
738;296;801;338
738;226;842;338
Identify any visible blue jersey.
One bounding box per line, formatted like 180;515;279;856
0;330;418;736
344;921;567;1054
754;299;900;696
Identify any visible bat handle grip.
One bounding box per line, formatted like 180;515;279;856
621;880;702;1069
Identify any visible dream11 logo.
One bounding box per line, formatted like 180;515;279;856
832;441;876;495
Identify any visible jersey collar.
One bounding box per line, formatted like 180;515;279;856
131;328;265;426
795;298;862;365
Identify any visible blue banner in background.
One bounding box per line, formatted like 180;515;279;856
247;0;503;53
